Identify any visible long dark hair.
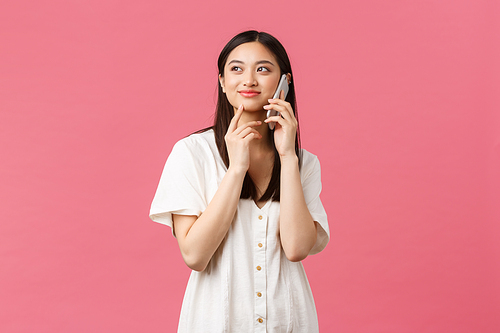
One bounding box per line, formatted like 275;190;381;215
203;30;302;202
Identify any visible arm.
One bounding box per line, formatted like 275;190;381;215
279;155;317;262
173;105;262;271
264;93;317;261
173;168;245;271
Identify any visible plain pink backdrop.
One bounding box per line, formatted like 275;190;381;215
1;0;499;332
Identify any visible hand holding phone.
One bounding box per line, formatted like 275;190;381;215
266;74;289;130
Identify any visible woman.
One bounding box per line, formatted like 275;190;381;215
150;30;329;332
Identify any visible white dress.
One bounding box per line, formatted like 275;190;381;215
150;129;329;333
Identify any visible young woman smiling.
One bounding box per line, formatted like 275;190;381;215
150;30;329;332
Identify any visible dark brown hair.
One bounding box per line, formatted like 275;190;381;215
203;30;302;202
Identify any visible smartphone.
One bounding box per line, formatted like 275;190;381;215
266;74;289;130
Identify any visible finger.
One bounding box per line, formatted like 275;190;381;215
267;102;296;122
243;132;261;143
264;104;289;119
264;114;297;129
238;127;260;139
264;116;286;131
264;115;284;124
267;98;290;106
227;104;244;132
276;107;293;121
267;99;292;114
233;120;262;135
279;89;285;100
237;126;261;138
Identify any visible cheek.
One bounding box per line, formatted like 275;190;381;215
263;79;280;97
222;78;239;105
224;76;239;89
222;69;237;86
266;76;280;91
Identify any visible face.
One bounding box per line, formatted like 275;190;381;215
219;42;282;113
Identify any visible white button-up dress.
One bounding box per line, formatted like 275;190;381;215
150;130;329;332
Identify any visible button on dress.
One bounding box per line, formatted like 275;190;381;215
150;130;329;332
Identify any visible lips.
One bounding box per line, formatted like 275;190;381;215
238;90;261;97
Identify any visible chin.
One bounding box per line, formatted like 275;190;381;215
244;106;265;113
241;101;267;112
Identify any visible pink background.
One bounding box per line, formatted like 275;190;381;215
1;0;499;332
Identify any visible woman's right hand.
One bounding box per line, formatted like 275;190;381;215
224;104;262;174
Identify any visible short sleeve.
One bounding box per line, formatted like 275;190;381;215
149;139;208;236
301;153;330;255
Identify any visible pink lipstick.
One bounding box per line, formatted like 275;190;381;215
239;90;261;97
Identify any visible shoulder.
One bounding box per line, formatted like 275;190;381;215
174;129;216;154
299;148;321;178
168;129;218;164
168;129;222;172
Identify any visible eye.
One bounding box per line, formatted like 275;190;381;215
257;67;270;72
231;66;242;72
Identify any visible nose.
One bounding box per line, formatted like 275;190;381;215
243;71;257;86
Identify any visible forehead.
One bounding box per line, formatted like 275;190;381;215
226;42;278;65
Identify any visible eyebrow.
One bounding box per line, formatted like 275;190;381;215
227;59;276;67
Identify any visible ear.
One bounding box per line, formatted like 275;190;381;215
286;73;292;84
219;74;226;93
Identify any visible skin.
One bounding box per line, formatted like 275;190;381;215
172;42;318;271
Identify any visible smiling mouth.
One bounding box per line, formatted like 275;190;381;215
239;90;261;97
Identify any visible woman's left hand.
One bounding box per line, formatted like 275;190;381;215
264;90;297;158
